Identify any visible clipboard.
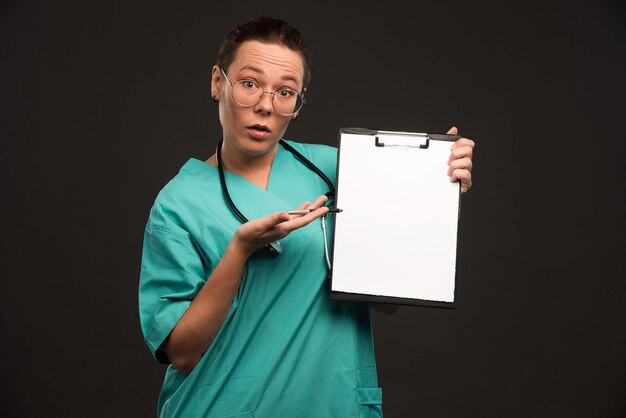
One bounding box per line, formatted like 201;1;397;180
328;127;462;308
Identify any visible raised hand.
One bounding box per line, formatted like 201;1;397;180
446;127;475;194
232;194;330;257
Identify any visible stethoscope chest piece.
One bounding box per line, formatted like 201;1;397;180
265;241;282;257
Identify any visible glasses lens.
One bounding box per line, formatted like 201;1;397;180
232;80;262;106
230;80;303;116
273;89;303;116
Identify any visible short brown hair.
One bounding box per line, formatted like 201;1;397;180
217;17;312;89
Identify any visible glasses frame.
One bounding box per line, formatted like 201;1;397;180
219;67;306;116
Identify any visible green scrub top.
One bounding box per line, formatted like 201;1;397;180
139;140;382;418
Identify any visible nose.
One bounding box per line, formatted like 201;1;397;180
254;91;274;114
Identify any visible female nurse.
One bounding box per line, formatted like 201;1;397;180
139;16;474;418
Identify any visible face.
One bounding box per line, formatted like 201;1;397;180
211;40;305;159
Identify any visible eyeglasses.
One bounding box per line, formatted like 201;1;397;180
220;67;305;116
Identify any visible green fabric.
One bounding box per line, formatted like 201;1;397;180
139;141;382;418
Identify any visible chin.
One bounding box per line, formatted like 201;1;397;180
238;137;280;156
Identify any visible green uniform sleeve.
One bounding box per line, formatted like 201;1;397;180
139;223;207;364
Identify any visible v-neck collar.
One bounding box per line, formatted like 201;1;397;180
265;143;284;192
187;143;285;192
223;144;285;192
184;145;294;220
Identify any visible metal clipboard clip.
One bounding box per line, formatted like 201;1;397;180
339;128;460;149
374;130;430;149
374;130;461;149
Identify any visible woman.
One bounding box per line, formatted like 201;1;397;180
139;17;474;418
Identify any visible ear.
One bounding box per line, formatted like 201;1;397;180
210;65;222;101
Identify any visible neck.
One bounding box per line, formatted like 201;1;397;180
213;140;280;189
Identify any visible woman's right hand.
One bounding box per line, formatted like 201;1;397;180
232;194;330;258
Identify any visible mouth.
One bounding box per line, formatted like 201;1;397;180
248;124;271;132
247;124;272;139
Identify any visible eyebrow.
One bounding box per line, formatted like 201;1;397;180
238;65;300;85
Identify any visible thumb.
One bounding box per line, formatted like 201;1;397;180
447;126;458;135
265;212;290;228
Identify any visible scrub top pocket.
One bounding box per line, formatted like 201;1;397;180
356;387;383;418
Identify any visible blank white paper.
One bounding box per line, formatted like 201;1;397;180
331;132;460;303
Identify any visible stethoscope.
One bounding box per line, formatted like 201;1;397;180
216;139;337;264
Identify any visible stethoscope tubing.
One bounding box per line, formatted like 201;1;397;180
215;139;337;258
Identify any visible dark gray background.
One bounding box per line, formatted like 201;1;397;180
1;0;625;417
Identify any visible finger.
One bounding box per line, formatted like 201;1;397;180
449;168;467;182
235;212;292;251
450;169;472;192
447;126;458;135
297;201;311;210
287;201;313;219
447;157;473;176
306;194;329;209
255;211;290;232
280;206;329;233
292;206;329;226
260;209;304;237
448;145;474;163
450;137;475;151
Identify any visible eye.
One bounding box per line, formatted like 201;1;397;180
277;88;295;98
241;79;259;89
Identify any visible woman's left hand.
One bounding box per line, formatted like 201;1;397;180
446;127;475;194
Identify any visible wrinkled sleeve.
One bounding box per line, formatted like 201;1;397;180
138;223;207;364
